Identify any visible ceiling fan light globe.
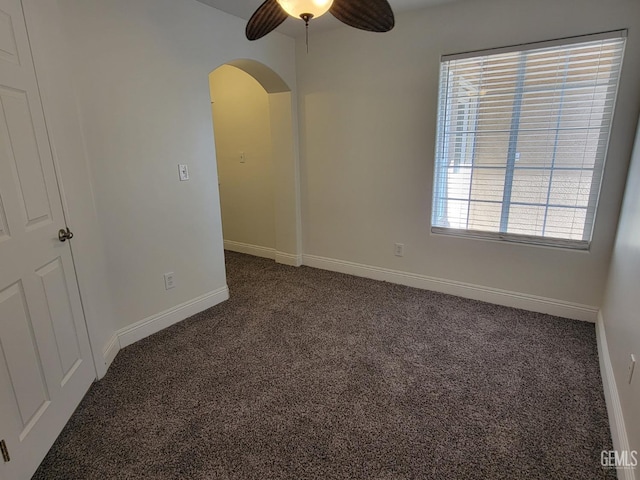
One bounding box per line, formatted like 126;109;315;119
277;0;334;19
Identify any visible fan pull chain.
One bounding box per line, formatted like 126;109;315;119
300;13;313;54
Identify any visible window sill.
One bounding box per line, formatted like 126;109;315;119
431;227;590;251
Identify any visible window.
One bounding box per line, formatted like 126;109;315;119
432;32;626;249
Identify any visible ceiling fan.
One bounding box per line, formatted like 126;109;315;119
246;0;395;41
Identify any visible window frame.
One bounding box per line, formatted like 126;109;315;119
431;30;627;250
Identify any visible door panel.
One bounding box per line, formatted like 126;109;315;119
0;86;52;228
36;258;82;380
0;281;50;428
0;0;95;478
0;8;19;66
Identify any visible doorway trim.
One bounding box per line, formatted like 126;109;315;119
210;59;302;267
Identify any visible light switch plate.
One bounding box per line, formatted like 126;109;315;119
178;164;189;181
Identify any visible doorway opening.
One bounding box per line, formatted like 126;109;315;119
209;60;301;266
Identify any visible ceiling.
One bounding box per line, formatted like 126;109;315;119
195;0;453;38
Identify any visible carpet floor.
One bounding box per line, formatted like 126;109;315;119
34;251;615;479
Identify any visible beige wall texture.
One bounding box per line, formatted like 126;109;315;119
295;0;640;308
54;0;297;335
210;65;276;250
601;118;640;458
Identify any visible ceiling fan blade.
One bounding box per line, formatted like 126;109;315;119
246;0;289;41
330;0;395;33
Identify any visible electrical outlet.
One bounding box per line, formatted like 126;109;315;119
164;272;175;290
394;243;405;257
629;354;636;384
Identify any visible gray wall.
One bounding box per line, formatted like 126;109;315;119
602;118;640;456
296;0;640;311
55;0;297;335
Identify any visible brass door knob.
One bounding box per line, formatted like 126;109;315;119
58;227;74;242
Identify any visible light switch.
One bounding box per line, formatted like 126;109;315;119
178;164;189;181
240;152;246;163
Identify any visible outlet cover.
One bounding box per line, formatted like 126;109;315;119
164;272;175;290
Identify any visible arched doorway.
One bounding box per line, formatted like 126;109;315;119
209;60;301;266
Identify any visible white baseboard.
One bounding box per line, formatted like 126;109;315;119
224;240;275;260
276;251;302;267
597;311;635;480
117;286;230;349
302;254;598;322
224;239;302;267
101;334;120;378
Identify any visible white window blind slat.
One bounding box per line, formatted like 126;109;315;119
432;32;626;248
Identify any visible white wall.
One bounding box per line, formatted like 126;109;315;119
269;91;302;264
211;65;276;251
54;0;297;338
601;118;640;458
296;0;640;314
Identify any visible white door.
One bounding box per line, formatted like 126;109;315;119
0;0;95;478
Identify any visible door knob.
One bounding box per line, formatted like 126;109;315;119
58;227;74;242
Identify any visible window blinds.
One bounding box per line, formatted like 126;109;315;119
431;32;626;249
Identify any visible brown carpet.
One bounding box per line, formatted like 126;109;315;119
34;251;615;479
